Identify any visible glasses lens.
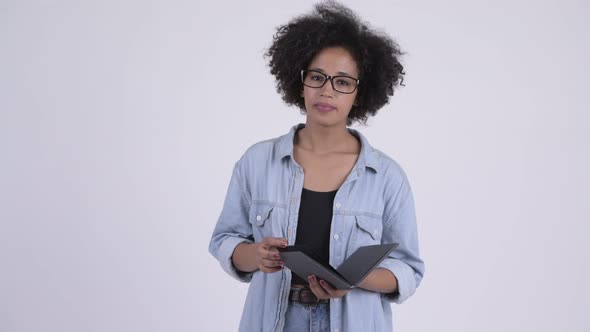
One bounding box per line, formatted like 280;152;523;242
302;71;326;88
332;76;357;93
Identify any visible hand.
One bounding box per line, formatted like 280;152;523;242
254;237;288;273
307;275;351;300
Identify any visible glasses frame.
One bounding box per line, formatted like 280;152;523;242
300;69;360;94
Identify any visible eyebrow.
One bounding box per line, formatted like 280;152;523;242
309;68;356;77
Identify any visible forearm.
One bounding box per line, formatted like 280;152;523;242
357;268;398;294
231;242;259;273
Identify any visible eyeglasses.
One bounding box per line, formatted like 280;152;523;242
301;69;360;94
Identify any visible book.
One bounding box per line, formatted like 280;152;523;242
278;243;398;290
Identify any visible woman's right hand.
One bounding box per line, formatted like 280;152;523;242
254;237;288;273
232;237;288;273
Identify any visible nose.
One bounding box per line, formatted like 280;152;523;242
320;78;335;96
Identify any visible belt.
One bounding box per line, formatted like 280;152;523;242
289;287;329;305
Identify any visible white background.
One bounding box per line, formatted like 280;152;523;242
1;0;589;331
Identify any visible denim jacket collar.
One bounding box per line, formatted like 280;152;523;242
275;123;380;173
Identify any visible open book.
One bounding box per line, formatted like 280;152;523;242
278;243;398;290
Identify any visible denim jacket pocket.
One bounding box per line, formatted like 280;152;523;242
250;205;274;227
249;204;277;240
353;215;383;246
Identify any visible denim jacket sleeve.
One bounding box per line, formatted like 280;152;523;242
208;160;254;283
378;169;425;304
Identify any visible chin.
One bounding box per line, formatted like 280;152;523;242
307;115;346;128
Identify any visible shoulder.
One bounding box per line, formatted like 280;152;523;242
364;145;416;221
355;129;410;185
237;124;300;165
235;132;289;171
361;139;414;205
240;137;279;161
373;148;409;182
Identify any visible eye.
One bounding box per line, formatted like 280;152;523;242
311;74;325;81
336;79;351;86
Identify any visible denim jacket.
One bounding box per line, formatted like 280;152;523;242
209;124;424;332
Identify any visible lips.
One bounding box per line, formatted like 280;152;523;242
313;102;336;112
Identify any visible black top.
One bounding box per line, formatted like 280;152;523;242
290;187;338;285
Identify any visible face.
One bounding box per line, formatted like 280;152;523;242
302;47;359;128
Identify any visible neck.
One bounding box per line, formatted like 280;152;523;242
296;122;355;153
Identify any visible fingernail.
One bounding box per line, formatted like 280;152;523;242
281;242;287;247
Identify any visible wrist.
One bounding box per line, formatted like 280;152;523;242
358;268;398;294
232;242;259;273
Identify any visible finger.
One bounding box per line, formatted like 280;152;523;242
261;258;284;268
257;244;282;260
308;275;329;299
262;237;288;249
319;280;350;298
260;265;283;273
319;279;338;297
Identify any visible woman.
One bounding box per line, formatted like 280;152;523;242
209;2;424;331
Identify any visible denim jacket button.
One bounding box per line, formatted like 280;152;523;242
335;203;341;209
333;234;339;240
256;215;262;221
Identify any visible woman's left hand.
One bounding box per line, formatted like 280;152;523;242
307;275;351;300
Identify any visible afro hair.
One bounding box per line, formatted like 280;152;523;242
266;1;405;125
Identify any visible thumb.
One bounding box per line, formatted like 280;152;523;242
264;237;288;248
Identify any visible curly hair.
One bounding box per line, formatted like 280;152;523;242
265;1;405;125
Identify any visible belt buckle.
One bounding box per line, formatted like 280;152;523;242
301;288;321;305
290;287;328;305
